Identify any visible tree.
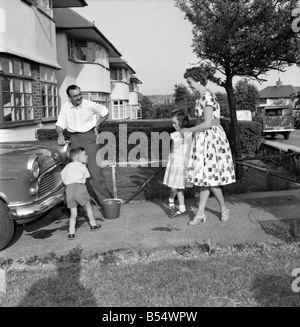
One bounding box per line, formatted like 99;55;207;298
215;92;230;117
173;83;197;117
175;0;300;177
235;78;260;112
140;96;154;119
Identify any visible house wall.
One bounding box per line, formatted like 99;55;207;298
129;91;138;105
110;82;129;101
259;98;293;107
56;32;111;106
0;0;59;69
0;0;60;141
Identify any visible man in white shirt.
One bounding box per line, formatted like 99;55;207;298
56;85;111;206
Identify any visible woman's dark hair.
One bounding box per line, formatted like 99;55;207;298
69;147;85;161
171;110;189;128
184;67;207;86
66;85;80;96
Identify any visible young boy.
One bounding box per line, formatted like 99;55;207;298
61;147;101;240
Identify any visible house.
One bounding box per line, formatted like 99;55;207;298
259;78;300;108
0;0;87;142
0;0;142;142
129;75;142;119
53;7;122;114
109;57;142;120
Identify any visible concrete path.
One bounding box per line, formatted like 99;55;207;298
1;188;300;260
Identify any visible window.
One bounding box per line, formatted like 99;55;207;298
260;98;267;105
81;92;111;109
113;100;128;119
68;38;98;62
36;0;53;18
0;57;33;124
40;66;58;119
111;69;123;81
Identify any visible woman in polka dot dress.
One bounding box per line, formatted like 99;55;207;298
181;67;236;225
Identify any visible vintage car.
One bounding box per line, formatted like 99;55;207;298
0;140;69;251
293;110;300;129
255;105;294;139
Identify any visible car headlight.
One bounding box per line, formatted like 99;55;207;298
30;184;39;195
27;155;40;181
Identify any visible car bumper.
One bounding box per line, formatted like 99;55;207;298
8;186;65;223
263;129;294;133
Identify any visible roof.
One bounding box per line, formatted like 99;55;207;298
54;8;93;28
52;0;87;8
259;85;300;98
53;8;122;57
109;57;136;74
130;75;142;84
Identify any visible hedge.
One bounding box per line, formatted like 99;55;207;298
37;118;262;160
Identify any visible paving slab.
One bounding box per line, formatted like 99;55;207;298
0;189;300;260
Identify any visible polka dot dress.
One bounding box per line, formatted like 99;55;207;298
187;91;236;187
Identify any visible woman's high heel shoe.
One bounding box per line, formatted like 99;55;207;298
221;208;230;222
188;213;207;226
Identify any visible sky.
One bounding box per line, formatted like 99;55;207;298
74;0;300;96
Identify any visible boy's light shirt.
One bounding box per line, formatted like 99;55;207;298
61;162;90;185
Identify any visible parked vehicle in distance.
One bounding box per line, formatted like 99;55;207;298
0;140;70;251
293;110;300;129
255;105;294;139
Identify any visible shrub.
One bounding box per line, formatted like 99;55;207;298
223;120;262;157
36;118;262;159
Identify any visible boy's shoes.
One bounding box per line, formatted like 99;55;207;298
90;224;101;231
168;206;177;216
67;234;75;240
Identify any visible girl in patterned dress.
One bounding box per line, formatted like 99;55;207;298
163;110;193;217
181;67;236;225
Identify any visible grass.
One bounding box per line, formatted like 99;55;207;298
1;241;300;307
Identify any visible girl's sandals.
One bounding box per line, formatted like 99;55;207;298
188;213;207;226
221;208;230;222
168;210;187;218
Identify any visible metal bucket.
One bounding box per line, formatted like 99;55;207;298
102;199;122;219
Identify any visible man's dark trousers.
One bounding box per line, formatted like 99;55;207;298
70;129;110;205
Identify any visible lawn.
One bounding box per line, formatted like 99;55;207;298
1;241;300;307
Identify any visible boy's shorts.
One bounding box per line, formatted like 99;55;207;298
66;183;90;209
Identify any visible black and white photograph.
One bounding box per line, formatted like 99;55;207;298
0;0;300;311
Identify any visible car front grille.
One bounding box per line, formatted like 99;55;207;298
38;164;63;199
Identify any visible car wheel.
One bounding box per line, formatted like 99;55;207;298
284;133;290;140
0;202;15;251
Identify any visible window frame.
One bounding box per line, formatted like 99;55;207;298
40;66;58;121
111;68;123;81
112;100;128;119
0;56;34;126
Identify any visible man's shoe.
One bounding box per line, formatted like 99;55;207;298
67;234;75;240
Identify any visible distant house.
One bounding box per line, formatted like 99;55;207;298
129;75;142;119
259;78;300;108
0;0;87;141
109;57;142;120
